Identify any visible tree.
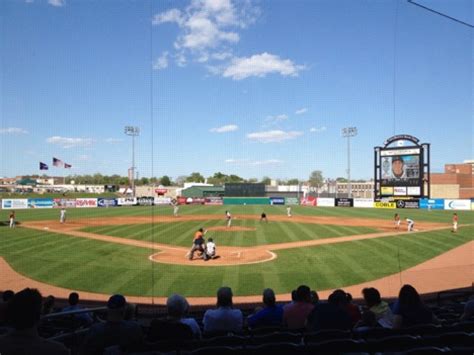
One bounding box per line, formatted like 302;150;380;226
247;178;258;183
185;172;205;183
159;175;172;186
336;177;348;182
308;170;324;187
260;176;271;185
287;178;300;185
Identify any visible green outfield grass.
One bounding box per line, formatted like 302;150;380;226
0;224;471;297
80;220;378;247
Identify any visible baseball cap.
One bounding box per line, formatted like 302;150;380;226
107;294;126;309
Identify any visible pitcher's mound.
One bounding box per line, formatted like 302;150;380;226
206;226;256;232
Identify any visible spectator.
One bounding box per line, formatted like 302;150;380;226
310;290;319;306
460;299;474;321
0;288;70;355
282;285;314;330
2;291;14;303
345;292;362;326
306;289;352;331
42;295;56;315
353;310;379;333
0;290;15;326
362;287;394;328
392;285;434;329
203;287;243;335
148;294;200;341
80;294;143;355
62;292;93;326
247;288;284;329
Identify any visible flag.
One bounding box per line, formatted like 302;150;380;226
39;162;49;170
65;163;72;169
53;157;64;167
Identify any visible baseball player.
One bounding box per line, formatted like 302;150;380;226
405;218;415;232
204;238;216;261
60;208;67;224
394;213;400;230
452;213;458;233
173;204;179;217
225;210;232;228
260;212;268;223
188;228;207;260
286;206;292;217
9;210;15;228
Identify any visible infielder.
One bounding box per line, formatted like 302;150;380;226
405;218;415;232
60;208;67;224
260;212;268;223
394;213;400;230
452;213;458;233
9;211;15;228
286;206;292;217
173;204;179;217
225;210;232;228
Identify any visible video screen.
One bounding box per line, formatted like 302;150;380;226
381;154;420;187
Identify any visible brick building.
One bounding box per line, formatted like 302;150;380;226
430;160;474;199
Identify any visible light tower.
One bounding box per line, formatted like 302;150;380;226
124;126;140;197
341;127;358;198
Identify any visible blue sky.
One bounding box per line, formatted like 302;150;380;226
1;0;472;181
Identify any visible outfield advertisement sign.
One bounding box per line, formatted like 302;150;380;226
76;198;98;208
269;197;285;205
98;198;118;207
28;198;54;208
1;199;28;209
395;199;419;209
185;197;206;205
117;197;137;206
53;199;77;208
317;198;335;207
374;201;396;209
335;198;353;207
137;197;154;206
419;199;444;210
444;199;471;210
204;197;223;205
285;197;299;205
300;196;316;206
472;199;474;211
154;197;172;205
353;198;374;208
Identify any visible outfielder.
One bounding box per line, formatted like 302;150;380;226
60;208;67;224
286;206;292;217
452;213;458;233
9;211;15;228
173;204;179;217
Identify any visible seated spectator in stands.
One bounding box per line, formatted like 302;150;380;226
2;291;14;303
80;294;143;355
392;285;435;329
345;292;361;326
0;288;70;355
306;289;352;331
310;290;319;306
124;303;137;321
62;292;93;326
148;294;200;341
247;288;283;329
353;310;380;333
460;299;474;321
203;287;243;335
0;290;15;326
282;285;314;330
362;287;394;328
42;295;57;315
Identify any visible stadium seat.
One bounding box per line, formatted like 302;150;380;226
404;346;451;354
244;342;305;355
303;329;351;343
248;331;302;346
190;345;239;355
306;338;367;353
368;334;422;352
198;334;247;348
399;323;443;336
248;325;282;336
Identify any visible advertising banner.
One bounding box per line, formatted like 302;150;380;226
28;198;54;209
335;198;353;207
269;197;285;205
204;197;223;205
395;199;419;209
444;199;471;211
407;186;421;196
381;187;394;195
471;199;474;211
317;198;335;207
374;201;396;209
223;197;270;205
185;197;206;205
393;187;407;196
117;197;137;206
155;188;168;195
76;198;98;208
1;199;28;209
53;199;77;208
136;197;154;206
177;197;187;205
154;197;172;205
98;198;118;208
285;197;299;205
300;196;317;206
353;198;374;208
419;199;444;210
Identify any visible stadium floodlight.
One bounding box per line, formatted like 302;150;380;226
124;126;140;198
341;127;358;198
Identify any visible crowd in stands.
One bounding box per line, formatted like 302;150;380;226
0;283;473;354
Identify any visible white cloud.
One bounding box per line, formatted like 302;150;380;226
212;51;233;60
153;51;169;70
247;130;303;143
0;127;28;134
105;138;123;144
225;158;282;166
48;0;65;7
152;8;184;25
295;108;308;115
310;126;327;133
210;124;238;133
77;155;89;161
222;53;304;80
265;114;288;123
46;136;94;148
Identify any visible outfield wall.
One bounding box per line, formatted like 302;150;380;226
1;197;473;210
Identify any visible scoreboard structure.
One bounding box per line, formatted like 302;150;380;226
374;135;430;199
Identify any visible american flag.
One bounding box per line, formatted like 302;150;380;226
53;157;64;167
39;162;49;170
65;163;72;169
